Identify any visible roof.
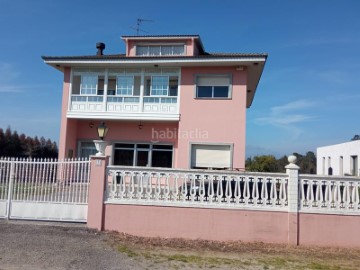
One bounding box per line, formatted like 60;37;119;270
41;53;267;61
121;34;200;38
42;34;267;108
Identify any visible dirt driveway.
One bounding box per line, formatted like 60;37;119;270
1;220;360;270
0;220;144;270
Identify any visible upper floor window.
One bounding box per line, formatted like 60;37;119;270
81;75;98;95
116;76;133;96
72;74;104;96
195;75;232;99
136;44;185;56
151;76;168;96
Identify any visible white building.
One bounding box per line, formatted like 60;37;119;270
317;139;360;176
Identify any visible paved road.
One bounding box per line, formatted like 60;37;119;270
0;220;144;270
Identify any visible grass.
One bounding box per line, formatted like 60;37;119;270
113;239;360;270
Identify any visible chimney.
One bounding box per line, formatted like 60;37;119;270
96;42;105;56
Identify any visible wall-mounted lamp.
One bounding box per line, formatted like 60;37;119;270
93;122;109;156
97;122;109;140
89;122;95;128
138;121;144;130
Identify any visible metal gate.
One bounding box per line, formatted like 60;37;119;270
0;157;90;222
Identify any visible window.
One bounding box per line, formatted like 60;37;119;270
152;145;173;167
339;156;344;176
151;76;168;96
116;76;133;96
191;144;232;169
196;75;231;98
351;156;358;176
80;75;98;95
113;143;173;168
78;141;97;158
136;45;185;56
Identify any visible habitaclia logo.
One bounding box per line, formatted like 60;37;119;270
151;128;209;143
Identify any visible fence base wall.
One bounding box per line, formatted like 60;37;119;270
101;204;360;247
298;213;360;247
103;204;289;243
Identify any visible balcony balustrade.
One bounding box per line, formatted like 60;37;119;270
68;94;179;120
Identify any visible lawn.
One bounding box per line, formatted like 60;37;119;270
108;232;360;270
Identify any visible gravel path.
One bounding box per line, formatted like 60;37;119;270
0;220;144;270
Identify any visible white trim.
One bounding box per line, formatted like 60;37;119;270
44;57;266;65
105;200;288;212
68;68;74;112
66;111;180;121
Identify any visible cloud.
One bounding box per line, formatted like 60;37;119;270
0;63;53;94
256;99;316;125
0;63;20;83
254;99;317;139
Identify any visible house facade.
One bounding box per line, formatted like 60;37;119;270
317;138;360;176
43;35;267;170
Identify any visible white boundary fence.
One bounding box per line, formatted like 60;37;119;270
106;166;289;211
106;163;360;216
299;174;360;215
0;157;90;222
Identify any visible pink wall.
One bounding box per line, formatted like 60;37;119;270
298;213;360;247
58;68;78;159
178;67;247;169
104;204;289;243
87;156;360;248
87;156;109;230
73;120;179;165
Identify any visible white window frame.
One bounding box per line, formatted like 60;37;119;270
77;140;97;158
151;75;169;96
194;74;232;99
116;75;134;96
135;44;185;56
112;142;174;168
80;74;98;95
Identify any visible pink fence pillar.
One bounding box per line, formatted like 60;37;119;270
87;155;109;230
286;155;300;245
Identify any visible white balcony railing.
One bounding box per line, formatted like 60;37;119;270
68;95;179;120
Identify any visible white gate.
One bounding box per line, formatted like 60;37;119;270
0;157;90;222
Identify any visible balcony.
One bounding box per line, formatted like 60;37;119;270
68;94;179;121
67;68;180;121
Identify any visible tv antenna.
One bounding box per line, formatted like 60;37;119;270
131;18;154;35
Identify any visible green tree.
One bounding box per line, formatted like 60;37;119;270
246;155;280;172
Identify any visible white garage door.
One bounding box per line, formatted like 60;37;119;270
191;144;232;169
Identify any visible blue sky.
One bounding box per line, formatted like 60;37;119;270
0;0;359;157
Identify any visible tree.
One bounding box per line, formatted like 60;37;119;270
246;155;280;172
246;152;317;174
0;127;58;158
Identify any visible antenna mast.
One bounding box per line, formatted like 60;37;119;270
132;18;154;35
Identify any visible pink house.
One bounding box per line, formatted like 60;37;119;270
43;35;267;170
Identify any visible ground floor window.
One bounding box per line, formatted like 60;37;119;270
191;144;232;169
113;143;173;168
78;141;97;158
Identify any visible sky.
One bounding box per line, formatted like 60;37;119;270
0;0;359;158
